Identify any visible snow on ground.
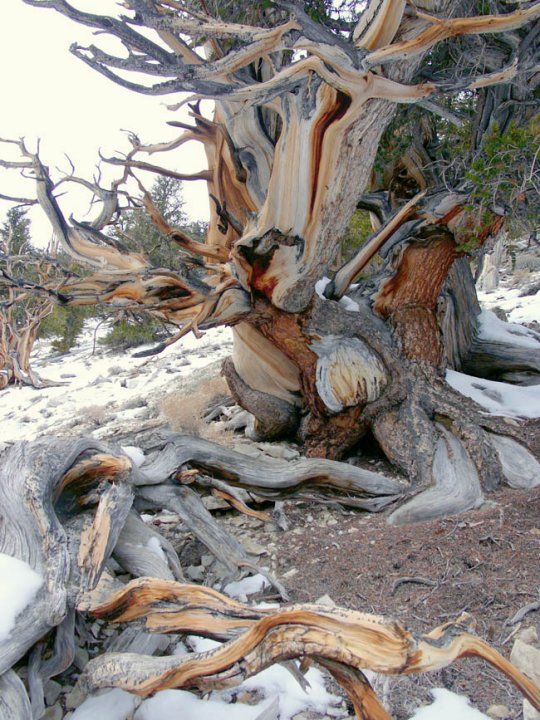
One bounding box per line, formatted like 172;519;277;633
71;680;491;720
477;273;539;324
0;320;233;444
409;688;489;719
135;689;276;720
0;553;43;642
173;636;341;720
224;573;270;600
70;689;141;720
446;369;540;418
477;309;540;348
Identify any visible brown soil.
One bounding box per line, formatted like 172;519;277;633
228;486;540;719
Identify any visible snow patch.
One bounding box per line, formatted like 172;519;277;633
446;369;540;419
71;689;141;720
0;553;43;642
315;276;359;312
167;635;339;720
477;309;540;349
409;688;490;719
121;445;145;467
478;282;540;324
238;664;339;720
224;574;270;600
135;689;274;720
186;635;221;653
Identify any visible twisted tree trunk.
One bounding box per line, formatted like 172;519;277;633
1;1;538;520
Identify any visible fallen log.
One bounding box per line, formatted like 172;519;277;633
82;577;540;711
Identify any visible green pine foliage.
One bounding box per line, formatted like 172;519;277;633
38;305;92;353
342;209;374;262
465;118;539;237
99;315;168;350
1;207;32;254
115;175;207;272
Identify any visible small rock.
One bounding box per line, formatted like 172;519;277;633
510;634;540;720
487;706;511;719
122;397;147;410
257;443;300;460
42;706;63;720
517;626;538;645
326;517;338;526
316;594;336;607
60;373;76;379
242;538;268;556
282;568;298;579
232;443;262;458
202;495;231;510
44;679;62;706
326;706;348;718
64;686;86;710
186;565;205;581
74;646;89;671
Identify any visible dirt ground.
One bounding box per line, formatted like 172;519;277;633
228;486;540;719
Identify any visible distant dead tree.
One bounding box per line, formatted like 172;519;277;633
0;210;63;389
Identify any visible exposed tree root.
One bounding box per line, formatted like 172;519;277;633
80;577;540;711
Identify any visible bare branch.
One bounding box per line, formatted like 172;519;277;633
364;5;540;68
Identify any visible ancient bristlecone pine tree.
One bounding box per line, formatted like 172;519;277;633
1;0;539;525
1;4;540;716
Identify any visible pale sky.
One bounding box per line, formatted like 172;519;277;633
0;1;210;243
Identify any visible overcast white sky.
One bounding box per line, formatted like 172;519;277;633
0;1;210;243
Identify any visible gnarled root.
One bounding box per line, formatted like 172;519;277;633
79;576;540;713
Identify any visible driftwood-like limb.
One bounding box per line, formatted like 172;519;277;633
135;483;250;575
329;191;426;300
0;670;32;720
81;577;540;712
487;435;540;490
364;5;540;67
113;511;184;582
27;609;76;717
138;433;404;501
0;438;133;675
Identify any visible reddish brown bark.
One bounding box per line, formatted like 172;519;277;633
374;229;458;365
